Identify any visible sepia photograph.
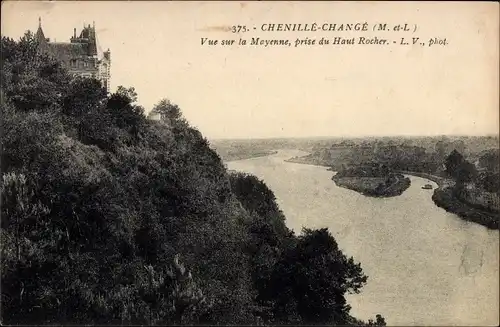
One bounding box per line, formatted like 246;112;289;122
1;1;499;326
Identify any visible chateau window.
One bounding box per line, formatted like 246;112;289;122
70;59;77;67
83;61;89;68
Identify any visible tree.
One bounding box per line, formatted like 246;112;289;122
445;150;465;179
229;172;296;324
478;150;500;173
444;150;478;186
267;228;368;325
139;254;211;325
61;77;114;148
116;86;138;103
455;160;477;184
479;172;500;194
149;99;182;123
1;33;70;112
451;140;466;155
1;172;49;323
367;314;387;326
62;77;107;117
106;85;145;134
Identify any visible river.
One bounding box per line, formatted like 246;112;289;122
227;149;499;326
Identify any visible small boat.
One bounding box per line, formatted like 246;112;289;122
422;184;433;190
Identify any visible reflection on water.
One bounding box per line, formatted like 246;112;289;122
228;149;499;326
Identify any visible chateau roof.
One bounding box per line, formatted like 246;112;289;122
48;43;88;64
36;26;45;41
35;18;50;52
35;18;108;67
79;26;93;39
35;18;45;40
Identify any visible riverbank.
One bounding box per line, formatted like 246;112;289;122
394;170;447;186
432;187;499;230
284;155;330;167
398;171;499;230
332;173;411;198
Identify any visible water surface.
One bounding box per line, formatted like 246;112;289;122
227;149;499;326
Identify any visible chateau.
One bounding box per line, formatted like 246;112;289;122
35;18;111;92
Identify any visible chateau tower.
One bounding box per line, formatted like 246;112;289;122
35;18;111;92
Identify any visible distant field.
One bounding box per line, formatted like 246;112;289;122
210;137;320;162
217;150;278;162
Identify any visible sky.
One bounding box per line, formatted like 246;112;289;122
2;1;498;139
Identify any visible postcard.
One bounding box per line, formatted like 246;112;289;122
1;1;498;326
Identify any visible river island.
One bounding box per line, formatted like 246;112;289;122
331;163;411;197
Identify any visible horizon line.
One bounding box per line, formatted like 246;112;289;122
209;133;500;142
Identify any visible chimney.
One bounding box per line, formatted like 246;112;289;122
74;28;76;38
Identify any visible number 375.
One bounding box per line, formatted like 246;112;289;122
231;25;248;33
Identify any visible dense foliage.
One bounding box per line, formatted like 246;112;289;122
438;150;499;229
476;149;500;194
1;32;386;325
335;164;391;178
289;137;498;180
444;150;477;185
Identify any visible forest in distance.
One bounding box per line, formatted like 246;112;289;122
1;31;392;326
211;135;499;164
